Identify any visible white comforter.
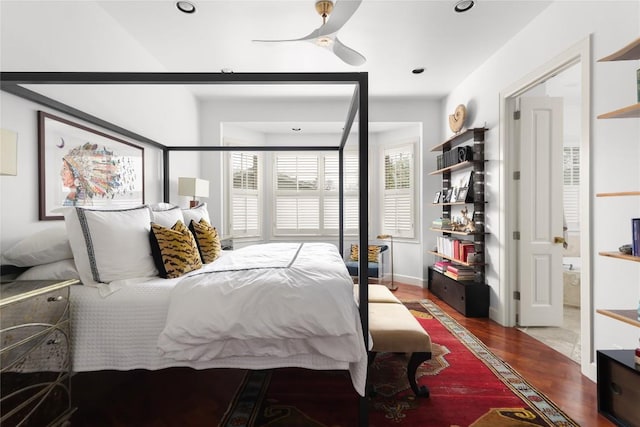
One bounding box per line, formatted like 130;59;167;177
157;242;366;365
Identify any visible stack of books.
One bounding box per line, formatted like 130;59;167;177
432;218;452;230
433;260;453;274
444;265;476;281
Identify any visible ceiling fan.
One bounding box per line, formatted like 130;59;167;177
253;0;366;66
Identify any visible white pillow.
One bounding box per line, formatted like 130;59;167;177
149;204;184;228
3;226;73;267
182;202;211;226
17;259;80;281
64;206;158;287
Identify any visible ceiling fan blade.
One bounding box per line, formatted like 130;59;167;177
317;0;363;37
332;37;366;66
252;33;317;43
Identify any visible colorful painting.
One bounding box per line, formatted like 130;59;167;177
38;111;144;220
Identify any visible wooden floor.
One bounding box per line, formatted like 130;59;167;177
393;282;613;427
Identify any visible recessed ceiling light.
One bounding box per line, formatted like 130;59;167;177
454;0;475;13
412;67;425;74
176;1;196;14
292;127;301;132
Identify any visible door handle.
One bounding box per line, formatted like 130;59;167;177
553;236;565;244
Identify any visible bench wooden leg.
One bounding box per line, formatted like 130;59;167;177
407;352;431;398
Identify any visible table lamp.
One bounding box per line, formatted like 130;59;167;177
178;177;209;208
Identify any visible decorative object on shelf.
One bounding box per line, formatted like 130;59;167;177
619;244;632;255
38;111;145;220
178;177;210;208
0;128;18;176
636;341;640;365
460;207;476;233
448;104;467;134
433;191;441;204
376;234;397;291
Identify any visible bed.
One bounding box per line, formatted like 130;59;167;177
0;71;372;424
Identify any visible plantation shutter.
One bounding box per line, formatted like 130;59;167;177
274;154;320;233
323;152;359;233
230;152;260;237
563;147;580;230
382;144;415;238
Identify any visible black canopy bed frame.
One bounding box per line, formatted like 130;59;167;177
0;71;371;425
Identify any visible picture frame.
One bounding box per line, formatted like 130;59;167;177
433;191;441;204
443;188;453;203
38;111;145;220
457;186;469;203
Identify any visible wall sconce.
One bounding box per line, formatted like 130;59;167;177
178;177;209;208
377;234;397;291
0;128;18;176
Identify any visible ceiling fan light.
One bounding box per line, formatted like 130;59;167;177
454;0;475;13
316;36;334;47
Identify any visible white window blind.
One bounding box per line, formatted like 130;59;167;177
382;144;415;238
274;152;358;236
229;152;260;237
563;147;580;230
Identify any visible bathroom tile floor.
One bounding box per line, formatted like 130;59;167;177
517;305;581;363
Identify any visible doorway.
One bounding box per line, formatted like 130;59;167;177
500;37;594;379
515;63;582;363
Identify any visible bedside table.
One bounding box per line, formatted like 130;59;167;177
1;279;79;426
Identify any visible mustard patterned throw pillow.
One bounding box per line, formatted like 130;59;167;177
149;220;202;279
350;244;381;263
189;219;222;264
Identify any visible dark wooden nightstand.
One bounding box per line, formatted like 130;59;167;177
1;279;79;426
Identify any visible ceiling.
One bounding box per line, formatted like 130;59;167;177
89;0;552;99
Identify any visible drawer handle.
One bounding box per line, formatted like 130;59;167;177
46;339;60;345
47;296;64;302
610;382;622;395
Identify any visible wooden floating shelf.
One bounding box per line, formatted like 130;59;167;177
599;251;640;263
597;103;640;119
596;191;640;197
598;36;640;61
596;309;640;328
429;161;474;175
430;127;487;152
426;250;483;267
429;227;475;236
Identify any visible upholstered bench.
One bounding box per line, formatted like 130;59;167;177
368;302;432;397
353;284;401;304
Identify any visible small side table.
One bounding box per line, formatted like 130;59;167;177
1;279;79;426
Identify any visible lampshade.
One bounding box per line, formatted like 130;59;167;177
178;177;209;198
0;128;18;176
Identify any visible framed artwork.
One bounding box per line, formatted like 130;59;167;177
433;191;441;204
457;187;469;203
443;188;453;203
38;111;145;220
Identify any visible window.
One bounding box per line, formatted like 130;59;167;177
563;146;580;230
228;152;260;238
273;152;358;236
382;144;415;239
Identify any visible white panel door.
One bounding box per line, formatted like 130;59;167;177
518;97;564;326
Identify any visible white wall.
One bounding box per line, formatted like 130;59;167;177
0;1;201;249
443;1;640;351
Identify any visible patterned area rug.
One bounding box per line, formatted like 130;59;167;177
219;299;579;427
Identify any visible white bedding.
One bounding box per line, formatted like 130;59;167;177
70;243;368;395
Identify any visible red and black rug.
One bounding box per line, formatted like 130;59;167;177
219;300;579;427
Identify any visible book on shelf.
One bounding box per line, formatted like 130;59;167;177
633;218;640;257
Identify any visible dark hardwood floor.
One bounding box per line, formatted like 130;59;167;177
393;282;612;427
